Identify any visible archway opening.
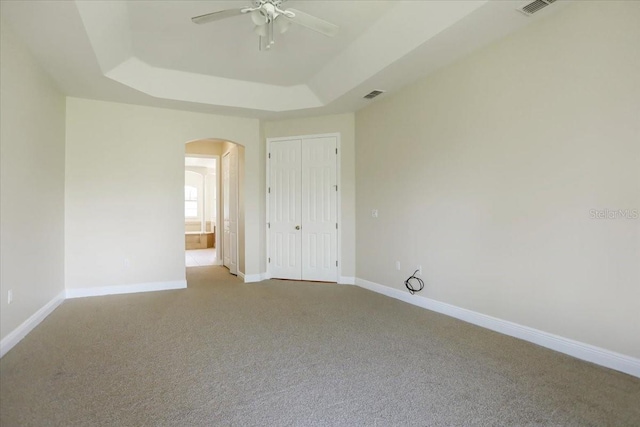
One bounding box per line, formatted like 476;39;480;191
184;139;245;276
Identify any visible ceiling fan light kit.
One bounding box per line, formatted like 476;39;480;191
191;0;339;51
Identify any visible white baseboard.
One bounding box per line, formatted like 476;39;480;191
355;278;640;378
66;280;187;299
244;272;269;283
245;273;354;285
1;280;186;358
0;290;66;358
238;271;245;279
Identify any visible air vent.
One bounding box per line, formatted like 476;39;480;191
363;90;385;100
518;0;556;16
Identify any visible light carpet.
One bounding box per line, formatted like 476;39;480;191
1;266;638;426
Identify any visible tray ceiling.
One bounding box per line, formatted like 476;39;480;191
0;1;565;119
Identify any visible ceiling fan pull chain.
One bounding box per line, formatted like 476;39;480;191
268;18;274;49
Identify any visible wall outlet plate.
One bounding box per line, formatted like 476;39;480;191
8;289;13;304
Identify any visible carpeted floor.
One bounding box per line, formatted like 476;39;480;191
1;266;639;426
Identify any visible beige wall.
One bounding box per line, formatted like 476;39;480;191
355;1;640;358
264;113;356;278
0;21;66;340
65;98;261;290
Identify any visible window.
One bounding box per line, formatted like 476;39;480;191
185;185;198;218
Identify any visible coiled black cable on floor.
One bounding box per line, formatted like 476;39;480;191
405;270;424;295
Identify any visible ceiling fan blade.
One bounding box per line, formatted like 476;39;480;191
285;8;339;37
191;9;244;25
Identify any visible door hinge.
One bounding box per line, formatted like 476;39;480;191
336;223;338;229
268;222;270;229
336;261;338;267
335;148;338;154
268;187;271;194
268;153;271;159
268;257;271;263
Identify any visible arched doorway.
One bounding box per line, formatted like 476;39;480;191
184;139;245;276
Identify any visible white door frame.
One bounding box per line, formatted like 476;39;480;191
266;133;342;282
184;153;222;265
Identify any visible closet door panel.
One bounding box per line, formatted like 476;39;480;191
301;137;337;282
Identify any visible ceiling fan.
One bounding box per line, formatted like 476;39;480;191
191;0;339;50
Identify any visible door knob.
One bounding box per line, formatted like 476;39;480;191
295;225;301;230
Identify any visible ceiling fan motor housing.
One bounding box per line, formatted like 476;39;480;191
192;0;337;51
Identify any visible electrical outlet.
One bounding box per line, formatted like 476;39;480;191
395;261;401;271
417;265;422;275
371;209;378;218
8;290;13;305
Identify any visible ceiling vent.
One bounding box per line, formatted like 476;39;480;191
363;90;385;100
518;0;557;16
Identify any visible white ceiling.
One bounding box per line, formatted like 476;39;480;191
0;0;565;119
130;1;396;86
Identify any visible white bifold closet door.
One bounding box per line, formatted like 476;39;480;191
223;148;238;275
269;136;337;282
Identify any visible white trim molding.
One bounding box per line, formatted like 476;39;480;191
66;280;187;299
338;276;355;285
355;278;640;378
2;281;186;358
244;273;270;283
244;273;353;285
0;290;66;358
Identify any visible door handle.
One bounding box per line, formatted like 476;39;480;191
295;225;301;230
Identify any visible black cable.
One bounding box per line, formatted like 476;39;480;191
405;269;424;295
